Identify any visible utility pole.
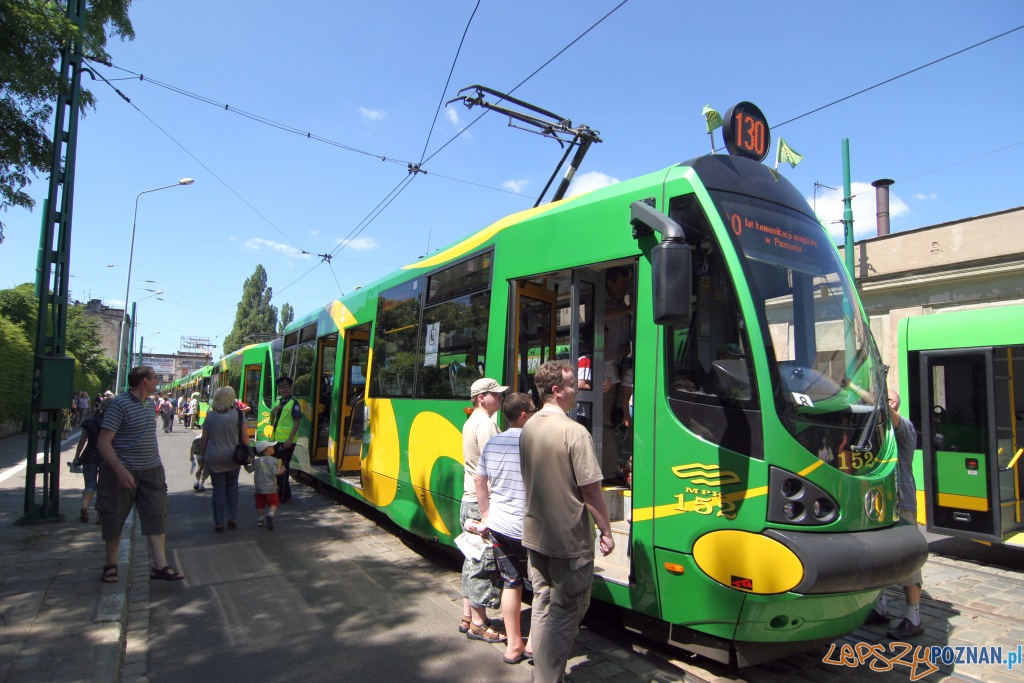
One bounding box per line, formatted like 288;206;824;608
22;0;87;522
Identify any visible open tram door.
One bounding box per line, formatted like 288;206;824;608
918;347;1024;544
507;271;607;455
337;323;371;482
310;334;337;472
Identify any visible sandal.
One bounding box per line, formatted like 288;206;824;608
227;520;237;530
459;616;490;633
150;565;185;581
467;621;506;643
79;508;89;523
101;564;118;583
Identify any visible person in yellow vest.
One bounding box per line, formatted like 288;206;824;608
270;376;302;503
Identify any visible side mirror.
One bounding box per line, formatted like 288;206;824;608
630;200;692;327
651;241;692;326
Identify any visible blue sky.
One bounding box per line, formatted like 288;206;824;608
2;1;1022;358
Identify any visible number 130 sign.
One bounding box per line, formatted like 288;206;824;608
722;102;770;162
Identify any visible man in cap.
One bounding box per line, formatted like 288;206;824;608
459;377;508;643
271;376;302;503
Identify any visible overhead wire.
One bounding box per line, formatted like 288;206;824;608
419;0;481;164
773;24;1024;129
86;64;312;255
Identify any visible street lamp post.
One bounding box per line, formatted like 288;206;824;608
114;179;193;394
138;329;161;369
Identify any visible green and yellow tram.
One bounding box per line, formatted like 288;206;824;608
179;365;213;427
280;103;926;665
207;340;283;440
898;305;1024;545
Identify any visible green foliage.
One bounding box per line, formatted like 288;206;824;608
279;302;294;334
223;265;278;355
0;282;37;336
0;0;135;241
0;315;32;427
0;283;118;429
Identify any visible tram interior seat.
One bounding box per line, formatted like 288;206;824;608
703;360;752;402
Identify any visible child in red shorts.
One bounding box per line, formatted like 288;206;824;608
253;441;285;530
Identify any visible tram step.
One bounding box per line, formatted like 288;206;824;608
595;525;632;568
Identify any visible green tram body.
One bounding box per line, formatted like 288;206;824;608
278;153;926;665
207;340;283;441
178;365;213;426
898;305;1024;546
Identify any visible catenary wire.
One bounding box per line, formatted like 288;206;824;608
419;0;481;165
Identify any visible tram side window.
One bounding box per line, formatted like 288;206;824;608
417;253;492;400
370;280;421;399
282;323;317;411
664;195;761;458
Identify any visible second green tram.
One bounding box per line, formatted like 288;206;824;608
898;305;1024;545
278;108;926;665
207;340;283;440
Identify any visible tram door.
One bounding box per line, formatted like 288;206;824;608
919;347;1024;543
242;363;261;439
311;334;337;472
509;281;557;400
507;270;605;453
338;323;371;480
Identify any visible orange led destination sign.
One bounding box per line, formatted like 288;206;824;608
722;101;770;162
727;211;819;255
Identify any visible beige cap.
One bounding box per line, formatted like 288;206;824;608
470;378;508;398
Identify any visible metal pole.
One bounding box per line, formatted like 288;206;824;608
114;181;191;394
842;139;855;281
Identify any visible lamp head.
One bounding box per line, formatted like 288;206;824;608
178;178;194;185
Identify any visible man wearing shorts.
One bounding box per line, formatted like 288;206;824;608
475;392;536;664
96;366;185;583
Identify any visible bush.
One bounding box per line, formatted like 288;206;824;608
0;316;33;427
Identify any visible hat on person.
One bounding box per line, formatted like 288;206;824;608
254;441;278;454
276;376;293;387
103;390;114;397
470;378;508;398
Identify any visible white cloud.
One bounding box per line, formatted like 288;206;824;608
566;171;620;198
335;236;379;251
809;182;910;241
359;106;386;121
228;236;238;241
912;192;938;201
445;107;460;126
243;237;311;258
310;229;320;236
502;179;529;194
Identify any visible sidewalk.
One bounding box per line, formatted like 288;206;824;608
0;430;137;683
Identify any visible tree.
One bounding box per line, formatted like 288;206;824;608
0;0;135;242
223;265;278;355
279;303;294;334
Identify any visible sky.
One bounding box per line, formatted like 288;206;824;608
2;1;1023;358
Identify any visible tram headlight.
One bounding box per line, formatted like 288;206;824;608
767;466;839;526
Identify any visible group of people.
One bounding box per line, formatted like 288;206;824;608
69;365;306;586
459;365;615;681
191;375;298;532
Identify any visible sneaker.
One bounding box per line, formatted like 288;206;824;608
198;484;206;492
193;483;200;491
257;519;265;528
887;617;924;640
266;516;274;531
864;608;891;626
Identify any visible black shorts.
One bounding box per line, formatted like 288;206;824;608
96;465;168;540
491;530;528;589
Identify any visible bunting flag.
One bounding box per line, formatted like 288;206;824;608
702;105;723;134
776;137;804;169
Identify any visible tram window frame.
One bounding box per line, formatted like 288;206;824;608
663;194;762;459
262;350;273;408
416;251;493;400
370;279;422;399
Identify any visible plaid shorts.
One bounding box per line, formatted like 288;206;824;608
490;530;529;590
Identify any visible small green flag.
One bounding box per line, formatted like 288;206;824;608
776;137;804;168
702;105;723;134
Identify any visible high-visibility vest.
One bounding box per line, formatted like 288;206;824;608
273;397;298;442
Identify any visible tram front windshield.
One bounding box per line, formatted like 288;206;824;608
711;190;888;474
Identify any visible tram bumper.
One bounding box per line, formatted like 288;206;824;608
764;522;928;594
